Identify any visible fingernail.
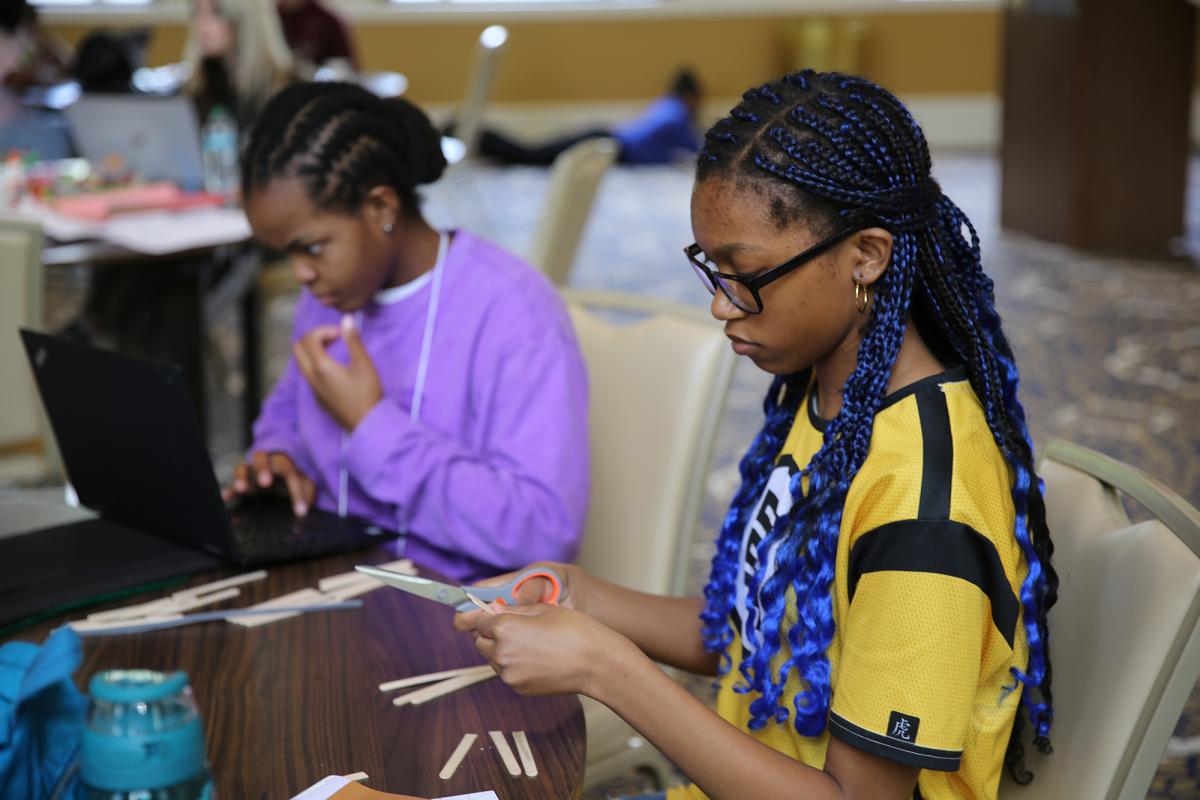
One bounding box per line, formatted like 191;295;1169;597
294;502;307;516
258;472;271;487
341;314;354;332
235;479;245;491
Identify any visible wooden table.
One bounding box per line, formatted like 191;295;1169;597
7;546;586;799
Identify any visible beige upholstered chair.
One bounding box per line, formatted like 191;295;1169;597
1000;439;1200;799
564;289;736;789
0;218;60;482
529;137;619;286
454;25;509;160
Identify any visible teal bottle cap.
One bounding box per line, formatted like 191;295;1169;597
89;669;188;703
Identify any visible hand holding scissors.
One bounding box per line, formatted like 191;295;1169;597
355;565;563;613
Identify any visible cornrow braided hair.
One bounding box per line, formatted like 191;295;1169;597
697;70;1057;782
241;81;447;216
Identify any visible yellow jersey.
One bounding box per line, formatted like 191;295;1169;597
670;369;1028;800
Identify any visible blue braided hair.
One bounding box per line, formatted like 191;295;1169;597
696;71;1057;781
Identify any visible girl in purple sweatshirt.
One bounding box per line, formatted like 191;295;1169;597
227;82;589;582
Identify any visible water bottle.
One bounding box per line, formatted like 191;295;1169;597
81;669;215;800
201;105;239;198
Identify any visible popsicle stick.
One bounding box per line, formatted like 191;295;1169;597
512;731;537;778
341;772;369;782
173;569;267;600
489;731;521;777
86;571;267;623
325;578;387;602
393;669;495;706
227;588;326;627
439;733;477;781
86;597;178;623
72;613;184;632
319;559;414;592
73;602;362;636
378;665;493;693
169;587;240;613
463;592;494;614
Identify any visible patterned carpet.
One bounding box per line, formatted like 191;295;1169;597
28;151;1200;798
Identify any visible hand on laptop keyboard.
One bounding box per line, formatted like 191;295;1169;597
223;451;316;517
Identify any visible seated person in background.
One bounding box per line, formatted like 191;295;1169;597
473;68;703;166
0;0;71;160
184;0;295;128
275;0;359;77
229;82;590;582
1;3;70;92
71;32;135;93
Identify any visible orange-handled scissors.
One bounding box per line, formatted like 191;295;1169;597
355;565;562;613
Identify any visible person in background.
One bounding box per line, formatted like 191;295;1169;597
70;32;135;94
473;69;703;166
275;0;358;78
183;0;295;128
228;82;590;583
1;3;70;92
0;0;71;161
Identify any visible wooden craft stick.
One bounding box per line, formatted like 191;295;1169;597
88;571;268;623
325;579;387;602
169;587;241;613
73;603;362;636
393;669;495;706
341;772;369;782
489;731;521;777
319;559;414;592
173;569;267;600
72;613;184;633
226;588;326;627
378;665;493;693
512;731;537;778
439;733;477;781
463;592;494;614
86;598;177;623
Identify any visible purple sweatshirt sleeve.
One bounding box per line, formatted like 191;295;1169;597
247;305;320;480
342;332;589;572
247;357;312;475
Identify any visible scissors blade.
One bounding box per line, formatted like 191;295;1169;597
354;565;469;607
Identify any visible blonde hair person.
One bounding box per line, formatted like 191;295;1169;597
184;0;294;126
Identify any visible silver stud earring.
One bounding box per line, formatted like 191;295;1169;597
383;222;394;235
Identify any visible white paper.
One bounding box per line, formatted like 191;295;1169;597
8;201;251;254
288;777;499;800
101;207;251;254
289;776;350;800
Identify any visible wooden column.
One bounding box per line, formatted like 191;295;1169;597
1000;0;1196;252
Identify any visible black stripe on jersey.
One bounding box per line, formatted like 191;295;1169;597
915;386;953;519
848;519;1020;649
828;712;963;772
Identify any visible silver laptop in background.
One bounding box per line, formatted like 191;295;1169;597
64;94;205;190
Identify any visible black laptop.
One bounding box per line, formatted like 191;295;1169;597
1;330;396;627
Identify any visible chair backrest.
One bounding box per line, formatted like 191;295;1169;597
0;218;45;450
455;25;508;160
564;289;735;597
529;137;619;287
1001;439;1200;799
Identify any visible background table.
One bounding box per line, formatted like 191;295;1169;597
6;545;586;799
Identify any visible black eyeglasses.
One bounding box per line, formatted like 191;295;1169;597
684;218;870;314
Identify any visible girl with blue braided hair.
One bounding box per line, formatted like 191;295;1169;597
454;70;1057;800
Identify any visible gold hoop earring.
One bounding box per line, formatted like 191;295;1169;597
854;282;869;314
